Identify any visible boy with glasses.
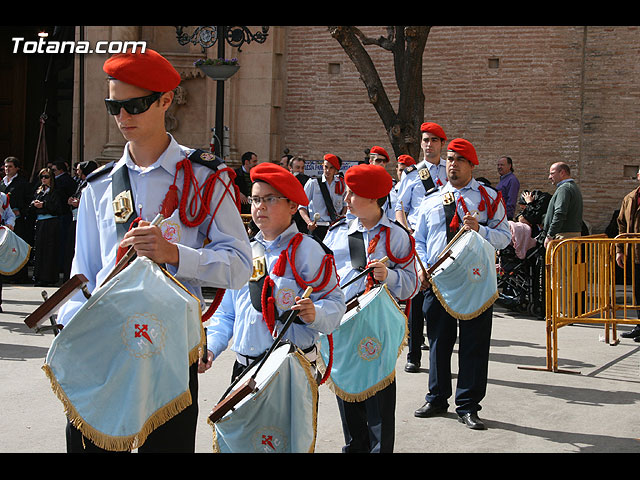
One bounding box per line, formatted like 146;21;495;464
201;162;345;382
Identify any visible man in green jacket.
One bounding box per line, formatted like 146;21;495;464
543;162;583;248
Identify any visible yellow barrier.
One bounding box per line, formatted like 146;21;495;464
519;233;640;374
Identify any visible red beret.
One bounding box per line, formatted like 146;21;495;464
345;164;393;199
420;122;447;141
369;146;390;162
250;162;309;206
323;154;341;170
447;138;478;165
397;154;416;166
103;48;181;92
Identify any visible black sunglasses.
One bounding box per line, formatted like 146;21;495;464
104;92;163;115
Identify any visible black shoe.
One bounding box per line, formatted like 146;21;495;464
420;342;429;351
458;412;486;430
414;402;448;418
634;336;640;343
404;362;420;373
621;325;640;339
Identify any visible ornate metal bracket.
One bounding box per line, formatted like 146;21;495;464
175;26;269;52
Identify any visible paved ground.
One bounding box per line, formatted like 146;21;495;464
1;282;639;454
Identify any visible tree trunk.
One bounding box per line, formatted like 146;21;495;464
328;26;431;160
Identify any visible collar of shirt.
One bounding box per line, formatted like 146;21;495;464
441;176;479;195
253;221;299;253
556;178;574;186
110;133;184;178
346;211;393;236
321;173;338;186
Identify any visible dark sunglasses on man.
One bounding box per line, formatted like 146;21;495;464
104;91;164;116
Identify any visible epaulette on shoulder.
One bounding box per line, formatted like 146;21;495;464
392;219;413;237
188;149;223;170
478;182;498;196
304;232;334;256
404;165;417;174
86;162;114;182
328;215;347;231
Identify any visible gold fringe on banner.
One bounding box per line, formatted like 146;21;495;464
430;280;498;320
0;245;31;275
42;360;196;452
39;260;205;452
318;310;408;403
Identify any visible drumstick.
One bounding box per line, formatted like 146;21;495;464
397;201;429;279
340;256;389;289
100;213;165;287
399;201;411;231
208;286;314;423
252;286;313;378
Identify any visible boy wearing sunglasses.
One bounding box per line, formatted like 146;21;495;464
56;48;252;452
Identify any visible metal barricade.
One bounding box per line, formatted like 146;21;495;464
519;234;640;374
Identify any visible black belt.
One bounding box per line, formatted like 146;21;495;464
236;343;318;367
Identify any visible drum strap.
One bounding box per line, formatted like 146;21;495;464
348;230;367;271
417;163;440;197
111;165;138;242
318;178;338;222
443;192;458;243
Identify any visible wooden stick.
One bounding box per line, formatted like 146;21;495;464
24;274;89;329
100;214;165;287
208;286;314;423
340;256;389;289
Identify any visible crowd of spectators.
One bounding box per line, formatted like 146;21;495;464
0;156;98;287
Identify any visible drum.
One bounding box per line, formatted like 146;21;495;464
211;342;318;453
318;284;407;402
42;256;203;452
0;226;31;275
429;229;498;320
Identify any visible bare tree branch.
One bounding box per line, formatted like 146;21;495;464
329;26;431;159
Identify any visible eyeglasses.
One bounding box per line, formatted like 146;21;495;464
248;195;288;206
40;175;50;179
104;92;163;115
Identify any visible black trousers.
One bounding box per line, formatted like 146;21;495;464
336;380;396;453
422;288;492;416
65;363;199;453
406;290;425;364
33;217;59;285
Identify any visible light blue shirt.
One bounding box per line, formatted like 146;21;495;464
381;183;399;221
57;134;252;326
395;158;448;229
206;222;345;360
414;178;511;269
300;175;346;223
324;213;419;303
0;192;16;227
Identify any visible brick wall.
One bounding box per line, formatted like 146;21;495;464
282;26;640;233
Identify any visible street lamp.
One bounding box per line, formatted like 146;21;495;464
174;26;269;157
